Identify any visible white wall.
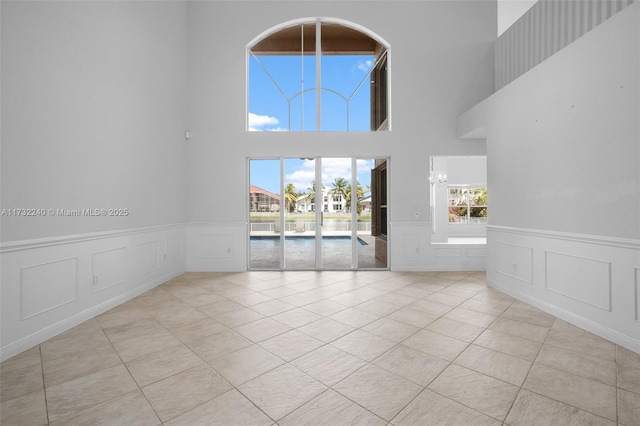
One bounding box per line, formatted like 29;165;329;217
1;1;189;242
186;0;495;270
0;1;189;360
461;2;640;352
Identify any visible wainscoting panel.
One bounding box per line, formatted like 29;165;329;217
92;247;127;293
495;242;533;284
487;225;640;353
21;257;78;320
390;222;487;271
1;224;186;361
545;251;611;311
166;235;184;266
187;222;247;271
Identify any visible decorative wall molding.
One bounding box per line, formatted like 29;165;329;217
488;225;640;249
1;224;187;361
0;223;186;253
487;226;640;354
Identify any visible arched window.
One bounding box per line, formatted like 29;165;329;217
247;18;390;132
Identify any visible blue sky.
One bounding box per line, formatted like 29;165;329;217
248;54;374;132
250;158;374;197
249;53;376;196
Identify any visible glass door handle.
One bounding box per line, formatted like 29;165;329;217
321;212;323;227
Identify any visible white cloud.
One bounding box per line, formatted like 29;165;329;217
248;112;283;131
285;158;375;194
357;60;373;72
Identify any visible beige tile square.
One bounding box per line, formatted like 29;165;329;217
444;306;497;328
259;330;324;361
362;317;419;342
617;345;640;394
186;329;252;362
213;307;265;327
392;389;501;426
426;317;485;342
125;344;202;387
407;299;454;316
439;285;479;299
424;291;467;307
373;344;448;386
0;363;44;403
43;344;122;387
46;364;138;423
403;329;469;361
111;326;183;362
331;330;396;361
251;299;297;316
618;388;640;426
146;300;210;328
428;364;519;421
280;389;386;426
329;307;379;328
298;318;355;343
501;304;556;327
208;344;283;386
0;390;47;426
535;344;616;386
238;364;327;421
302;299;348;316
459;298;510;316
472;288;516;306
489;317;549;343
473;329;542;361
353;299;400;316
523;364;616;420
40;320;111;362
50;390;160;426
162;281;220;302
385;306;439;328
504;389;615;426
545;322;615;362
142;364;232;422
373;292;417;307
165;389;272;426
272;308;322;328
454;344;532;386
228;291;273;306
167;317;229;344
334;364;422;421
101;318;164;344
197;299;246;317
234;317;291;342
95;301;152;329
292;345;366;386
0;346;41;372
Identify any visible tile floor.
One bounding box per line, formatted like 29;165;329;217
1;271;639;425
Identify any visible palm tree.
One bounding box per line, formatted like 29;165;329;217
284;183;298;213
345;182;365;213
331;177;349;211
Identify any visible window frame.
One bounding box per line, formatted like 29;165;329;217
247;17;391;132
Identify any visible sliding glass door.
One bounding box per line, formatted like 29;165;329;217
249;157;387;270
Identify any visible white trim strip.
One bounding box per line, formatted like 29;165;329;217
1;223;187;253
487;225;640;250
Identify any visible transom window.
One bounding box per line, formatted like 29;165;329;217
247;18;389;132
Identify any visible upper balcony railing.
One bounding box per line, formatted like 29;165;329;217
495;0;636;90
